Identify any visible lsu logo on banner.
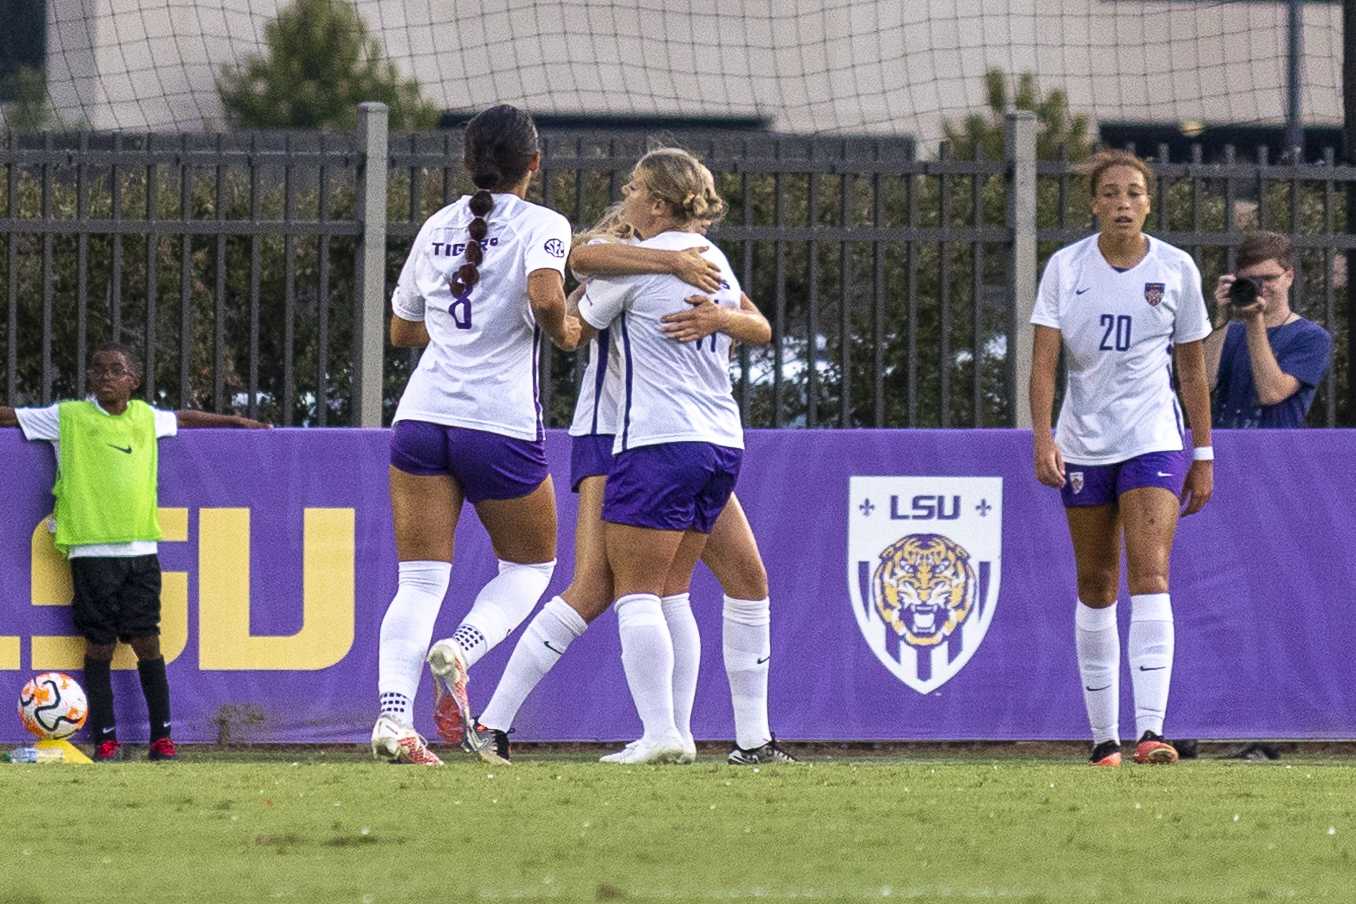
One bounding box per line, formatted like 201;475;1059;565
848;477;1002;694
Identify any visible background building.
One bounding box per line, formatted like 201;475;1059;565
3;0;1345;149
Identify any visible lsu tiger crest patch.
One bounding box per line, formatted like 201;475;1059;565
848;477;1002;694
1144;282;1165;307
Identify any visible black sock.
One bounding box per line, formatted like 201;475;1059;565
137;657;172;741
83;656;116;742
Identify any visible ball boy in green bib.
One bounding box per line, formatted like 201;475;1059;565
1;343;267;761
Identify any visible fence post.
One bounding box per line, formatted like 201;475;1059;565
1006;111;1038;429
354;102;389;427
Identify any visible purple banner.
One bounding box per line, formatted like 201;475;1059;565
3;428;1355;743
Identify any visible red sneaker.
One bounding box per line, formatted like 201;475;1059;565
148;737;178;761
427;641;471;745
93;739;123;762
1133;732;1179;765
1089;739;1122;767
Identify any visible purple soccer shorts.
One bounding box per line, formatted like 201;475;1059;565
1061;449;1189;508
602;441;742;533
390;420;547;503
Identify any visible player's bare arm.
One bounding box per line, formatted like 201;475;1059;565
0;406;17;427
528;268;582;351
662;293;770;345
1029;325;1064;488
1175;339;1213;516
389;314;430;348
175;410;271;429
569;242;722;293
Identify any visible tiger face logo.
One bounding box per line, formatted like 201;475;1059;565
872;533;977;648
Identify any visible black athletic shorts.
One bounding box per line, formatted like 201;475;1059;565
69;555;162;645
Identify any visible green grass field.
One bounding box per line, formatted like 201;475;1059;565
2;749;1353;904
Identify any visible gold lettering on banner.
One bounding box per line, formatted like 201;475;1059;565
29;509;190;670
197;508;355;670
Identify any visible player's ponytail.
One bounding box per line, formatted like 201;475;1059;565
452;105;540;297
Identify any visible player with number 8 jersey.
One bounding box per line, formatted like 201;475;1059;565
372;104;581;767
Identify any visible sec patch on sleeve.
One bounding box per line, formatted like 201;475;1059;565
544;238;566;258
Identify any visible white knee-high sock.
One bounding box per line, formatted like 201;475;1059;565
447;559;556;669
1075;601;1120;746
722;595;771;750
1129;593;1173;738
478;596;587;732
661;593;700;745
616;593;678;742
378;561;451;726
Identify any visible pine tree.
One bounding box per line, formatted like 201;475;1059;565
217;0;439;130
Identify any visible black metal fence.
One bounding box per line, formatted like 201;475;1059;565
2;110;1353;428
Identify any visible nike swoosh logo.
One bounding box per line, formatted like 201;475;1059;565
756;656;770;665
543;641;565;655
101;727;116;735
1156;471;1173;477
1138;666;1166;672
1084;684;1111;692
1075;288;1091;295
107;443;132;454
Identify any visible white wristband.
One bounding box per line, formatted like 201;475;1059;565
1191;446;1214;462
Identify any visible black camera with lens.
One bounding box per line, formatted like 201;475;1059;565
1228;276;1262;308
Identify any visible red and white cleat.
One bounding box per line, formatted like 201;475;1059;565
371;715;443;767
1133;732;1179;765
427;640;472;746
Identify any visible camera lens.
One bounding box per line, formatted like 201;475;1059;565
1228;276;1260;307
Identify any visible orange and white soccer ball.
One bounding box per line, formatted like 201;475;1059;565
18;672;88;740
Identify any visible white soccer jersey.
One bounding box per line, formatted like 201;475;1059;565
578;231;744;453
567;239;632;438
568;328;623;437
1031;234;1210;464
391;193;572;441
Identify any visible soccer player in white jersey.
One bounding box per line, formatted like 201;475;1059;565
1029;150;1214;768
466;191;793;765
371;105;582;766
563;148;750;764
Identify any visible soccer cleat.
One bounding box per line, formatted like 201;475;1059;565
148;737;178;761
466;723;511;766
601;737;697;764
93;739;123;762
727;736;798;765
427;640;473;746
1089;739;1122;767
1134;731;1179;765
371;715;444;767
604;735;686;765
599;740;637;764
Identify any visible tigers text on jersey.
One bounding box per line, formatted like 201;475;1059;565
1031;234;1210;464
578;231;744;453
391;193;571;441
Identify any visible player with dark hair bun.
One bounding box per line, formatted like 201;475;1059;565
372;103;582;766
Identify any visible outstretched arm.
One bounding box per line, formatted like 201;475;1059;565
661;293;771;346
176;410;271;429
569;243;723;293
0;406;16;427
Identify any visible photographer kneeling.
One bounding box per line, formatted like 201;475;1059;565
1205;232;1332;429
